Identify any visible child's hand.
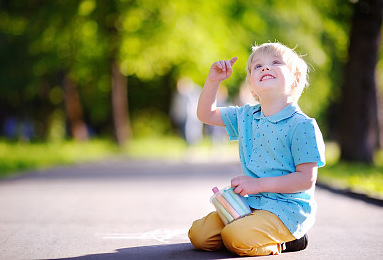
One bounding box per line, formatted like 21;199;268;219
207;57;238;83
231;176;261;196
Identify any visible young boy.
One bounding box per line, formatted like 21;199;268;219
188;42;326;256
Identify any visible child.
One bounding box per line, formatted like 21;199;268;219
188;42;326;256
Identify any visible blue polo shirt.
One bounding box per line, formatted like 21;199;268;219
220;103;325;238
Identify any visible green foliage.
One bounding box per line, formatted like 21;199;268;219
1;0;382;200
131;110;174;138
0;0;357;141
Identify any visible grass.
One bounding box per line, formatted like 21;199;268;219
0;136;237;179
318;142;383;198
122;136;189;160
1;137;383;199
0;139;118;178
123;136;238;161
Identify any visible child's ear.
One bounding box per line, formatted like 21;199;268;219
293;70;301;88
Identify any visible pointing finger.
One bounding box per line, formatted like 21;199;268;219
230;56;238;66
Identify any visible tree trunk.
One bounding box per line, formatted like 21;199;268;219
63;74;88;141
378;92;383;149
112;60;131;146
339;0;382;163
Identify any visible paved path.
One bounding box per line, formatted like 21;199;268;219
1;158;383;259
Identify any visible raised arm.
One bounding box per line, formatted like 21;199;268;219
197;57;238;127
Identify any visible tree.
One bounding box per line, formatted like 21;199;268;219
0;0;360;145
92;0;131;146
63;74;88;141
339;0;383;163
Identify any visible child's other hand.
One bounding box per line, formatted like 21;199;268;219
231;176;261;196
207;57;238;83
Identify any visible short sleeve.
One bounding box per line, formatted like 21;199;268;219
291;119;326;167
219;106;241;141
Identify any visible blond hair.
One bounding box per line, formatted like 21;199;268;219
245;42;309;102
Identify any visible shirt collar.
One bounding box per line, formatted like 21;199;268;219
252;103;301;123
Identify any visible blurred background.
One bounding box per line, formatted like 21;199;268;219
0;0;383;196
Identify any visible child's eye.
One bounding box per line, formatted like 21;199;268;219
254;64;262;70
273;60;282;65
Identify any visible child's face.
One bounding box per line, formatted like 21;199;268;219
248;52;296;101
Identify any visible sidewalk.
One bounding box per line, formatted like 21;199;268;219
0;158;382;259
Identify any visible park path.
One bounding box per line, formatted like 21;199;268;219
0;157;383;260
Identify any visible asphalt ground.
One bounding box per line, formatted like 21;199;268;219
1;157;383;259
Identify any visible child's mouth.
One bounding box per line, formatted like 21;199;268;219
260;74;275;81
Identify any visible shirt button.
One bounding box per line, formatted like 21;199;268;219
261;119;266;124
256;133;260;138
253;148;258;153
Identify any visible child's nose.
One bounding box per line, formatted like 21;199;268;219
261;66;270;72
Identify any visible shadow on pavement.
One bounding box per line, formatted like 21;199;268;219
52;243;238;260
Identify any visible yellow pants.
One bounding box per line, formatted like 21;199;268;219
188;210;296;256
